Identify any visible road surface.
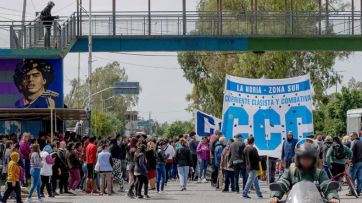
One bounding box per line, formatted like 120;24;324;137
34;180;360;203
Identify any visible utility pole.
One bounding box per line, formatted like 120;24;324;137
88;0;93;136
77;53;81;108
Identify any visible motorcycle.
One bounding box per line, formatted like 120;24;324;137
270;180;340;203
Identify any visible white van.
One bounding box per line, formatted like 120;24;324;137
346;108;362;135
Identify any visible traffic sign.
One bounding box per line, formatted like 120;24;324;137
112;82;140;95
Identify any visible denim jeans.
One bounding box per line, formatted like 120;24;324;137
198;159;208;179
80;163;88;189
29;168;41;199
156;164;166;192
350;162;362;193
177;166;189;188
242;170;262;197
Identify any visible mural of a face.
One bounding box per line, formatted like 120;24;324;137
21;68;46;96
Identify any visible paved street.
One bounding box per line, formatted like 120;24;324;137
22;180;359;203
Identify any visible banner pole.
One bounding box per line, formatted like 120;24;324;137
266;155;270;185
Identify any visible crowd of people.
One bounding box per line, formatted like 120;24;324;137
0;130;360;203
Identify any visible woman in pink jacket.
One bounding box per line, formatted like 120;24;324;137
196;136;210;183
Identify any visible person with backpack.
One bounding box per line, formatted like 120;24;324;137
40;145;54;198
228;133;246;192
220;139;235;192
322;136;333;177
55;141;70;194
326;137;352;180
270;143;339;203
214;137;226;189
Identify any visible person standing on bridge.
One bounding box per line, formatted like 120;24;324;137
39;1;59;48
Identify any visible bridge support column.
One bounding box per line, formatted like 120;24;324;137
318;0;322;35
284;0;288;35
112;0;116;36
183;0;186;35
148;0;151;35
326;0;329;32
351;0;354;35
254;0;257;34
217;0;222;35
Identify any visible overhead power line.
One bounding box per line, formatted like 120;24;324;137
113;52;242;57
91;55;182;70
0;6;31;15
54;0;77;13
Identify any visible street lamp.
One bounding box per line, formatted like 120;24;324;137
102;96;115;112
83;86;124;107
334;70;346;94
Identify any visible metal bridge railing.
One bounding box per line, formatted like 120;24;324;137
0;13;77;50
78;11;362;36
0;11;361;50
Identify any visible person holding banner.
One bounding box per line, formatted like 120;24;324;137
281;132;298;169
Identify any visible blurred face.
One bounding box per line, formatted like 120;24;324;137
202;137;207;144
60;142;66;149
21;68;46;96
299;157;314;169
23;134;30;141
287;133;293;140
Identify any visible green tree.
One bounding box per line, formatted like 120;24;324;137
178;0;349;117
164;121;194;139
92;111;124;137
64;61;138;132
314;83;362;136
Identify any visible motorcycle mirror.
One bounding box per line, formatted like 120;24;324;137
270;183;286;193
326;181;340;191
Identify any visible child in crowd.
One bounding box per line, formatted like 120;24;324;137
2;152;22;203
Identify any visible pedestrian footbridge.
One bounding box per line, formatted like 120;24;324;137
0;10;362;58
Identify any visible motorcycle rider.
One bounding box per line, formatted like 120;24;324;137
270;142;339;203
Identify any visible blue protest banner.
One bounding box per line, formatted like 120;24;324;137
221;74;314;158
195;110;222;137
